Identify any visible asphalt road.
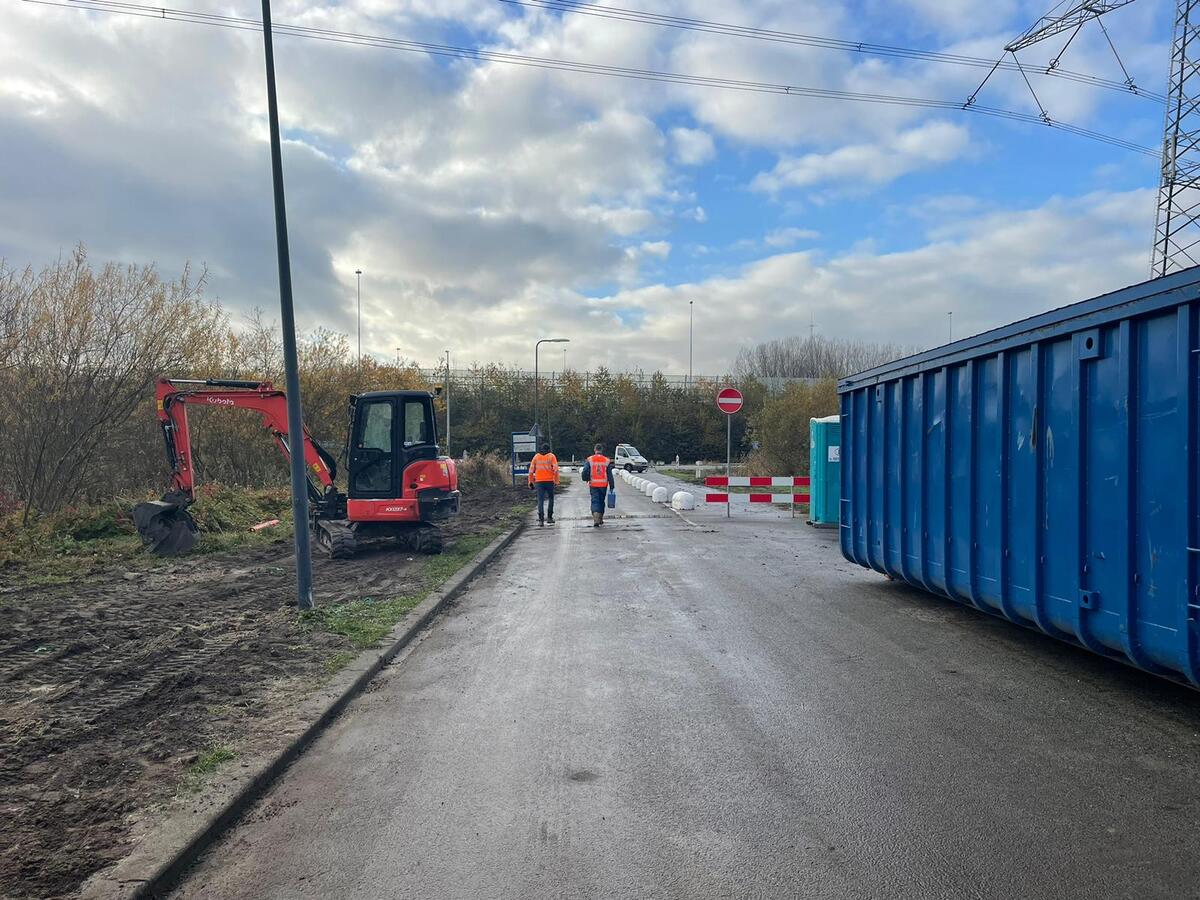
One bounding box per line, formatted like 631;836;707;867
175;472;1200;900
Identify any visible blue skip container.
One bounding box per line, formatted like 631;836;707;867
839;268;1200;686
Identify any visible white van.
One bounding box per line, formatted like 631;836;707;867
614;443;649;472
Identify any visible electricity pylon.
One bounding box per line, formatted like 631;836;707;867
1153;1;1200;276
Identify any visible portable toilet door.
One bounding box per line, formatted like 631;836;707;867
808;415;841;526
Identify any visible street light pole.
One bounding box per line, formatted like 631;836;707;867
355;269;362;364
260;0;312;610
444;349;451;455
534;337;569;441
688;300;693;388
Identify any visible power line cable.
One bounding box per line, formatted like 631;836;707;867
21;0;1159;157
496;0;1164;102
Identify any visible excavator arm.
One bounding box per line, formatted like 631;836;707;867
135;378;338;555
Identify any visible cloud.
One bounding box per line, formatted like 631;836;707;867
751;121;972;194
670;127;715;165
764;227;820;248
541;189;1156;373
0;1;1166;378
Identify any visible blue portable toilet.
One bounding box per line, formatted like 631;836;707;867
808;415;840;527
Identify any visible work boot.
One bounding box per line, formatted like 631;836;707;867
592;512;600;527
538;518;544;527
547;516;555;526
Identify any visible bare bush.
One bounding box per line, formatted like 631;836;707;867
734;334;911;381
0;246;225;520
746;379;839;475
456;451;511;490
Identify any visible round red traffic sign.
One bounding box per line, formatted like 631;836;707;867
716;386;743;415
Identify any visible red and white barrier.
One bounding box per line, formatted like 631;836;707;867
704;476;810;507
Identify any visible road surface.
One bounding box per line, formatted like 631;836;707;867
175;472;1200;899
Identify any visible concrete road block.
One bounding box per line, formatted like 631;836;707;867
671;490;696;510
652;487;670;503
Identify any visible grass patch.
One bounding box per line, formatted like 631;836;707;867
303;517;525;669
184;744;236;792
302;529;503;650
658;468;705;485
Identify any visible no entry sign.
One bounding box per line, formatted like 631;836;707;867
716;387;743;415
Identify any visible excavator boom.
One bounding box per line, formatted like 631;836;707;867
135;378;337;555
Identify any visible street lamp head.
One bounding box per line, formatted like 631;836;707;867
355;269;362;276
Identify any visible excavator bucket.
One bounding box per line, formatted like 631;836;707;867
133;498;198;556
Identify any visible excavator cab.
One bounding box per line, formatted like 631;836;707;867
347;392;438;499
134;378;458;559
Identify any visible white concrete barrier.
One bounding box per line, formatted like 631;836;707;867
671;490;696;511
642;482;657;496
652;486;670;503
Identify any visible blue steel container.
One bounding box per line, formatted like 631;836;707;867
838;269;1200;686
809;415;841;526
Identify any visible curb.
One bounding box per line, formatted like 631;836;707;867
80;519;528;900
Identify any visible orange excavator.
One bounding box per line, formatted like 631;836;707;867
133;378;459;558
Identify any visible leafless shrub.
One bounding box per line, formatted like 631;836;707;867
456;451;511;490
0;246;226;520
734;334;911;381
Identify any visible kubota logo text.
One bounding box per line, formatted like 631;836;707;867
206;397;235;406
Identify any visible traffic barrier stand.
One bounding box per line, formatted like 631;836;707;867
704;476;811;516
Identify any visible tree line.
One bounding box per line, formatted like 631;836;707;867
0;248;904;520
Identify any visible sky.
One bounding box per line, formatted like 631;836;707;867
0;0;1174;374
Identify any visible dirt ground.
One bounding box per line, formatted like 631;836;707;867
0;485;530;900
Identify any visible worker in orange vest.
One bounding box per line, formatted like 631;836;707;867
527;442;560;526
584;443;614;527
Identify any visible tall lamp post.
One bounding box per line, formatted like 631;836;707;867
688;299;693;388
260;0;312;609
534;337;569;443
355;269;362;363
444;349;451;455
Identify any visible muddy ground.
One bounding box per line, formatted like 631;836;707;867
0;485;531;900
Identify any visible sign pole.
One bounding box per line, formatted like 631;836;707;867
725;412;731;518
716;386;743;519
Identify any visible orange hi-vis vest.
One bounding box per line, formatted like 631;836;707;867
587;454;609;488
529;452;559;484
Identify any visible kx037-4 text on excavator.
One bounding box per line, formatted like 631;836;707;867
133;378;460;558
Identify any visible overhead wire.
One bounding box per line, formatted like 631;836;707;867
21;0;1160;157
495;0;1165;102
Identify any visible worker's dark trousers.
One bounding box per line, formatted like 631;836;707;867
536;482;555;521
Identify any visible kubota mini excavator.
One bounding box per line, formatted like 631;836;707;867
133;378;459;558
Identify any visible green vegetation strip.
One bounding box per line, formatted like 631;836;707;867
0;485;294;586
301;510;529;674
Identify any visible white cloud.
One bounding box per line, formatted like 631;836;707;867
670;127;715;165
752;121;972;194
0;1;1167;377
764;227;820;248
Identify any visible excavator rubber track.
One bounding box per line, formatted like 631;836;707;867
414;525;443;555
315;520;357;559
